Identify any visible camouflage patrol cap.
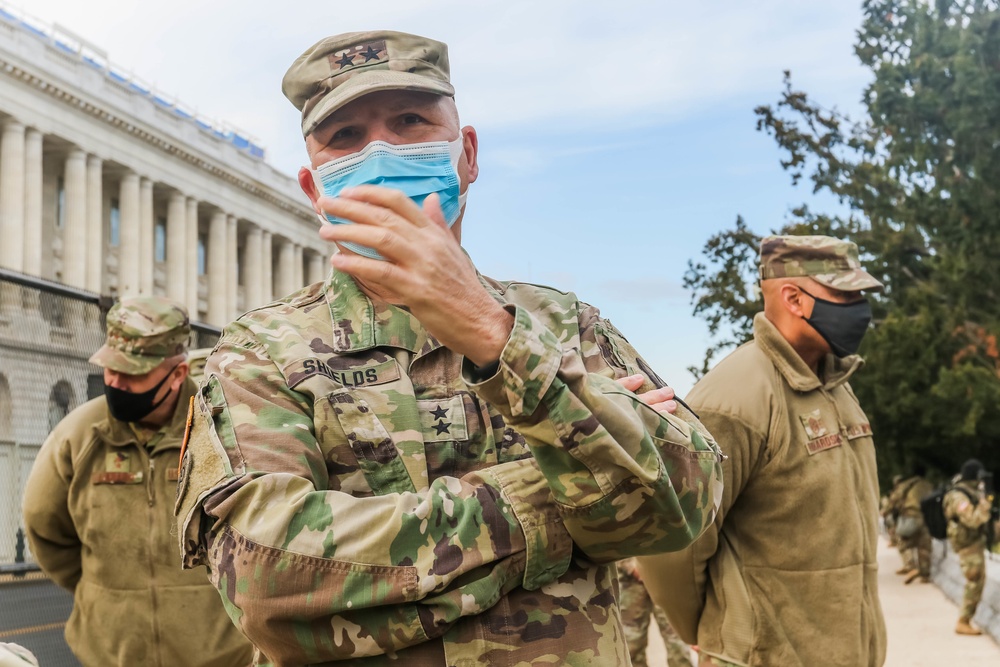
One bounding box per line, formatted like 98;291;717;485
282;30;455;137
88;297;190;375
759;235;884;292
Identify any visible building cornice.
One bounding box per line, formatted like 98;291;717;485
0;55;316;226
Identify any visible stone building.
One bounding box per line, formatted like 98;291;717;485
0;6;327;563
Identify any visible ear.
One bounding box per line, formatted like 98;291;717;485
298;167;323;213
461;126;479;184
781;283;810;319
172;361;190;391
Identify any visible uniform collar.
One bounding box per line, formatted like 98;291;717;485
753;312;863;392
324;264;506;355
98;376;198;449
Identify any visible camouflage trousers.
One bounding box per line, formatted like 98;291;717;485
897;525;932;577
956;544;986;621
618;570;694;667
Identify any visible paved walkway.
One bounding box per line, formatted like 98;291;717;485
879;536;999;666
643;537;1000;665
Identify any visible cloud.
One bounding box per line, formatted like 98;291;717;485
25;0;867;177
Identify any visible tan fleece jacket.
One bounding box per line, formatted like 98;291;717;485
22;378;251;667
638;313;886;667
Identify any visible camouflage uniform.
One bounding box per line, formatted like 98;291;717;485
23;298;252;667
618;559;693;667
944;481;993;622
888;475;933;578
176;268;724;666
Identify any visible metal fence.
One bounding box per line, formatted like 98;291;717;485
0;268;220;664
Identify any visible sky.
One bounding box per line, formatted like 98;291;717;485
18;0;872;395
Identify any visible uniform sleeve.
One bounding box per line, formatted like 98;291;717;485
464;303;724;562
949;491;993;530
22;431;82;592
633;406;766;644
175;333;574;664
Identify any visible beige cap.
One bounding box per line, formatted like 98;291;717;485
760;235;884;292
282;30;455;137
89;297;190;375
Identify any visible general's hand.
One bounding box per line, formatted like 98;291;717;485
318;186;512;366
616;374;677;414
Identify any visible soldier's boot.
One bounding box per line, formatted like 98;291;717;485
919;576;931;584
904;569;921;584
895;566;912;575
955;618;982;636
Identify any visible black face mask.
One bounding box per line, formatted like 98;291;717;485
800;288;872;358
104;364;179;423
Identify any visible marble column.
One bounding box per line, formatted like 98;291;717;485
62;150;88;289
0;120;25;271
185;198;199;318
276;239;295;299
207;211;228;325
227;215;238;318
308;250;327;286
22;129;43;278
118;173;141;297
139;177;154;295
166;192;187;304
85;155;103;292
244;226;262;310
293;244;304;291
261;231;273;303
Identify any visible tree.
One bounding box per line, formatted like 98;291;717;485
685;0;1000;485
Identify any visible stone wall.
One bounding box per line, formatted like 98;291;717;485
931;539;1000;641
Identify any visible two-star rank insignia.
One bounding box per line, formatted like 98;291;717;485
329;40;388;72
417;396;469;442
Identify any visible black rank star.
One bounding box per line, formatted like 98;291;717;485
430;405;448;420
433;420;452;435
335;52;355;69
362;46;381;62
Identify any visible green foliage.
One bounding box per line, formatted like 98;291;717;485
686;0;1000;485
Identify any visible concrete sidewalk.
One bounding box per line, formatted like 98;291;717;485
879;537;1000;666
642;538;999;666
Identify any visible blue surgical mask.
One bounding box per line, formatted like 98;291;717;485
312;137;468;260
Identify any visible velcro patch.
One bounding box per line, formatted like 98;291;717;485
806;433;844;456
799;409;829;440
105;451;131;473
846;423;873;439
91;471;144;485
416;395;469;442
286;357;400;390
329;39;388;72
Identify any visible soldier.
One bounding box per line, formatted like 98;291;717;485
882;474;903;552
637;236;887;667
889;465;934;583
945;459;995;636
173;30;724;666
618;558;694;667
22;297;252;667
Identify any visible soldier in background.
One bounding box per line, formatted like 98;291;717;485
945;459;995;636
889;465;933;584
882;474;903;552
173;30;724;666
637;235;887;667
618;558;694;667
22;297;251;667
